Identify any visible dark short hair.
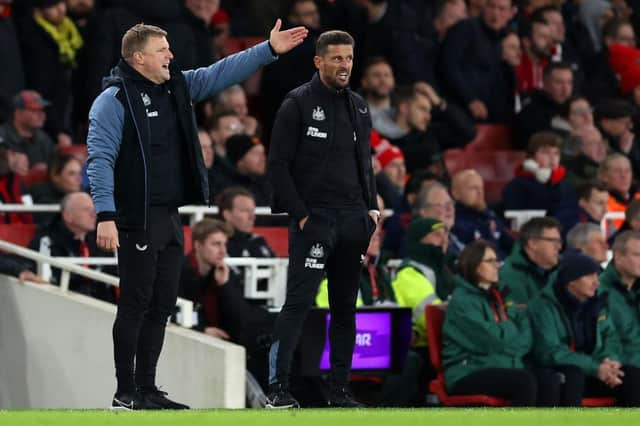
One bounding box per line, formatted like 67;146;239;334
121;23;167;61
603;18;632;40
612;230;640;254
315;30;354;56
530;5;561;22
519;14;548;39
527;131;562;157
48;152;81;180
559;96;589;119
216;186;255;215
406;170;442;195
576;181;608;201
458;240;497;285
519;217;562;246
192;218;233;244
543;61;573;80
362;56;392;75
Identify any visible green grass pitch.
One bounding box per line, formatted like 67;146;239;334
2;408;640;426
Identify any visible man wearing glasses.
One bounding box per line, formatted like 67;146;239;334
499;217;562;304
87;21;307;410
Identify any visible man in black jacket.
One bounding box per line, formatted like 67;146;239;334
86;21;307;410
267;30;379;409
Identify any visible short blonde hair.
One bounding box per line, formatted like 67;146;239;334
121;23;167;61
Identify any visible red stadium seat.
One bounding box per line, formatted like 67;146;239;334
254;226;288;257
581;397;616;407
425;305;510;406
0;223;37;247
466;124;513;151
183;225;192;255
21;168;48;188
444;149;467;176
59;144;88;164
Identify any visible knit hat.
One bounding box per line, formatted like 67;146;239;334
595;99;634;120
32;0;64;8
556;250;601;287
12;90;50;111
406;217;446;245
608;44;640;94
226;134;261;164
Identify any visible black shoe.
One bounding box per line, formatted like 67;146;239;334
139;386;190;410
265;383;300;409
111;391;162;410
326;384;364;408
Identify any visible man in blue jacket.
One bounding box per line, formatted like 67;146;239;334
86;21;307;410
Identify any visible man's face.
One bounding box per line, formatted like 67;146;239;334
580;231;609;264
543;10;565;43
529;22;552;57
223;195;255;234
290;0;320;30
616;238;640;279
455;173;486;211
502;33;522;67
39;1;67;26
616;23;637;47
361;62;395;100
579;128;607;163
482;0;514;32
600;116;633;139
569;98;594;130
138;36;173;84
52;158;82;194
225;90;248;118
602;158;633;194
65;194;97;234
314;44;354;90
567;273;600;301
185;0;220;23
210;115;244;146
198;130;214;168
66;0;95;16
533;146;561;169
407;94;432;132
196;231;227;267
383;158;406;188
14;108;47;130
527;227;562;269
544;69;573;104
579;189;609;222
438;0;468;33
237;144;266;176
420;188;455;229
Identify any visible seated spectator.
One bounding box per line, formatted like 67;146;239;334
389;85;476;175
217;187;274;258
27;192;114;302
516;14;552;96
370;131;406;208
556;181;608;238
451;169;514;259
566;223;608;265
499;217;561;304
198;128;230;201
218;134;272;206
178;218;273;388
551;96;594;136
439;0;516;122
502;131;576;217
501;31;523;111
596;99;640;179
217;85;261;136
0;253;47;284
442;240;539;406
30;152;82;205
0;90;54;170
529;251;640;406
563;125;607;189
205;109;244;159
360;57;397;138
599;153;640;233
0;143;33;224
514;62;574;149
609;199;640;244
600;231;640;371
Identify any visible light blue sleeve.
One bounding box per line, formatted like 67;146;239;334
86;86;123;214
182;40;277;102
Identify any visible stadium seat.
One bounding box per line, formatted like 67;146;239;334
59;144;88;164
254;226;288;257
21;168;48;188
443;149;466;176
183;225;192;255
425;305;510;406
466;125;513;151
0;223;37;247
581;397;616;407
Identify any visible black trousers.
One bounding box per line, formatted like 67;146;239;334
449;368;539;406
113;206;184;394
269;207;374;387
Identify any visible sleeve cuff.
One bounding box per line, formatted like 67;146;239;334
97;211;117;223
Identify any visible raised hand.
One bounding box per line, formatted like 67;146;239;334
269;18;309;55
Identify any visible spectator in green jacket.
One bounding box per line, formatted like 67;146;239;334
599;231;640;369
499;217;561;304
529;251;640;406
442;240;538;406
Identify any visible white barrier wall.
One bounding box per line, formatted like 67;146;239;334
0;275;245;408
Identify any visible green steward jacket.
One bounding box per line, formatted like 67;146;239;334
499;243;557;304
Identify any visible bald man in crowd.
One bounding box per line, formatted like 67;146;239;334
450;169;514;259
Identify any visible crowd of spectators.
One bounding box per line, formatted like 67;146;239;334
4;0;640;408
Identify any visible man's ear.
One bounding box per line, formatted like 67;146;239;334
313;55;322;70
